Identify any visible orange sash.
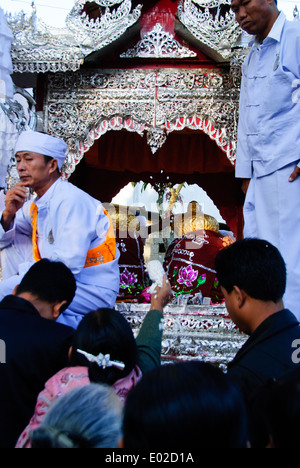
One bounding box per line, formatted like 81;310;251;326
30;202;41;262
84;209;116;268
30;204;116;267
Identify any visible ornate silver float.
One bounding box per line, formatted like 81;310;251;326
116;302;246;369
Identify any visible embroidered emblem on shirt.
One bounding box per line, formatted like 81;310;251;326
273;53;280;71
48;229;54;244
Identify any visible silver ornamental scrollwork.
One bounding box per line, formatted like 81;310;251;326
45;68;239;178
115;303;247;368
5;0;248;73
177;0;243;60
3;87;37;191
121;23;197;58
6;1;142;73
65;0;142;54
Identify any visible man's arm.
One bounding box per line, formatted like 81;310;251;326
235;64;253;181
241;178;250;195
148;275;172;313
135;276;172;374
287;33;300;182
49;193;110;274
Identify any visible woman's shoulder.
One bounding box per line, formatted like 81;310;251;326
46;366;90;392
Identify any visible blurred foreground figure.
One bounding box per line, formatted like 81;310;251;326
121;361;248;448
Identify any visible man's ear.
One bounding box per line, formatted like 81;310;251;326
49;158;59;174
232;285;247;308
52;300;67;320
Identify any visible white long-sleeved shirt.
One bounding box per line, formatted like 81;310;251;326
0;178;120;292
235;12;300;179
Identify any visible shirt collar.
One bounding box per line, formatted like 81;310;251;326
34;177;62;208
249;11;286;47
0;295;39;316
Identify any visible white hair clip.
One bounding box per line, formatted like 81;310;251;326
77;349;125;370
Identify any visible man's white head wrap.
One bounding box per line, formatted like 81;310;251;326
15;130;67;170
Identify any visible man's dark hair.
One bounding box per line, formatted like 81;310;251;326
16;259;76;312
214;238;286;302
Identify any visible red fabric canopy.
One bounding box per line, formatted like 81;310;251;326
84;129;234;174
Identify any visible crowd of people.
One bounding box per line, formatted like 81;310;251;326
1;237;300;448
0;0;300;449
0;130;299;449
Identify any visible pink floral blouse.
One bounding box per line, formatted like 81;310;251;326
16;365;142;448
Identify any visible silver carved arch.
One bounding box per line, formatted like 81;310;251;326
6;0;142;73
5;0;246;179
45;68;240;179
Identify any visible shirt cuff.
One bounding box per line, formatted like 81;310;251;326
235;156;252;178
0;211;15;244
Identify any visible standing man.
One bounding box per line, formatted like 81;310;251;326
0;130;120;328
231;0;300;319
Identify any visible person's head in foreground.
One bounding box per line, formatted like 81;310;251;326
30;383;123;448
14;258;76;320
121;361;248;448
214;238;286;335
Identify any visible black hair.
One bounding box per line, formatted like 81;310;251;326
70;308;138;385
122;361;248;448
247;366;300;448
16;258;76;311
214;238;286;302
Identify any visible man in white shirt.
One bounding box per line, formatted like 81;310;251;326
0;130;120;328
232;0;300;319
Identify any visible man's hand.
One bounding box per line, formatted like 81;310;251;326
222;236;234;248
1;183;29;231
150;276;172;312
289;166;300;182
